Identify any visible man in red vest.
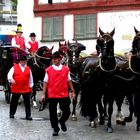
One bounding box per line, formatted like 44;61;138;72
40;51;76;136
27;32;39;54
7;55;34;120
11;24;26;51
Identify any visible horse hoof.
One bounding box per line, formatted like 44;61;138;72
33;101;38;108
137;125;140;131
98;117;105;125
104;115;108;120
57;112;62;117
116;120;122;125
121;120;126;125
99;120;104;125
124;117;132;122
71;115;77;121
107;127;113;133
89;121;97;128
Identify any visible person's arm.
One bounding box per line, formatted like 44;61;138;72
68;80;76;100
11;37;20;48
29;70;34;88
40;73;48;101
7;67;16;84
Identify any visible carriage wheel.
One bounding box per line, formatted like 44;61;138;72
4;80;11;104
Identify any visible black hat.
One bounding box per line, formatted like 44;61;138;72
52;51;62;59
19;55;27;61
16;23;23;33
29;32;36;37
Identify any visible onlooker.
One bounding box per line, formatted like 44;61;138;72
7;55;34;120
40;51;76;136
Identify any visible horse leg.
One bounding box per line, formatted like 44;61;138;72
31;85;38;108
124;94;134;123
134;91;140;131
71;95;78;121
115;93;125;125
97;94;105;125
57;103;62;117
89;105;98;128
106;96;114;133
103;95;108;120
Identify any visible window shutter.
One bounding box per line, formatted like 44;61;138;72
53;17;63;40
86;15;96;38
75;14;96;39
43;17;53;41
75;15;86;38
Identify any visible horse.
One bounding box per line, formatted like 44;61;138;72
114;27;140;131
80;27;117;133
58;40;86;120
0;46;27;103
27;46;53;108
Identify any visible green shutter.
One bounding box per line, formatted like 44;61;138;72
43;17;53;41
75;14;96;39
75;15;86;38
86;15;96;38
53;17;63;40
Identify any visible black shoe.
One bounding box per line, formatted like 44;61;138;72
52;127;60;136
59;121;67;132
10;115;14;119
26;116;32;120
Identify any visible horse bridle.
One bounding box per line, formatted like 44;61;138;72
31;52;51;69
97;34;117;72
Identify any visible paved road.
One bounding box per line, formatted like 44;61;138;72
0;90;140;140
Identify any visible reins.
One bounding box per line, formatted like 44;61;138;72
98;57;117;72
128;55;140;74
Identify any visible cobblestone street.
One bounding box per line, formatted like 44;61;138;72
0;90;140;140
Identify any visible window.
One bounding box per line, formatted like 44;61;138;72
42;16;63;41
74;14;97;40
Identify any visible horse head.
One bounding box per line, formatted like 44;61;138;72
127;27;140;74
67;40;82;69
31;46;53;69
97;28;116;72
132;27;140;58
37;46;54;58
58;41;68;56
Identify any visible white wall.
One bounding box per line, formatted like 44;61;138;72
17;0;34;41
98;11;140;53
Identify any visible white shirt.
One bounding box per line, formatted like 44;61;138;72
7;63;34;88
43;64;71;83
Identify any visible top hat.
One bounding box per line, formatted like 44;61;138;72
19;55;27;61
51;51;62;59
16;24;23;33
29;32;36;37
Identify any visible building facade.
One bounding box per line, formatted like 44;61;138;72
0;0;17;45
17;0;140;54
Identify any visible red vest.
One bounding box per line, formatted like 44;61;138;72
28;41;38;53
46;65;69;98
10;64;31;94
15;36;25;50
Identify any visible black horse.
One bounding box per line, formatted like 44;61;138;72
114;27;140;131
58;40;86;120
80;28;117;133
27;46;53;108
